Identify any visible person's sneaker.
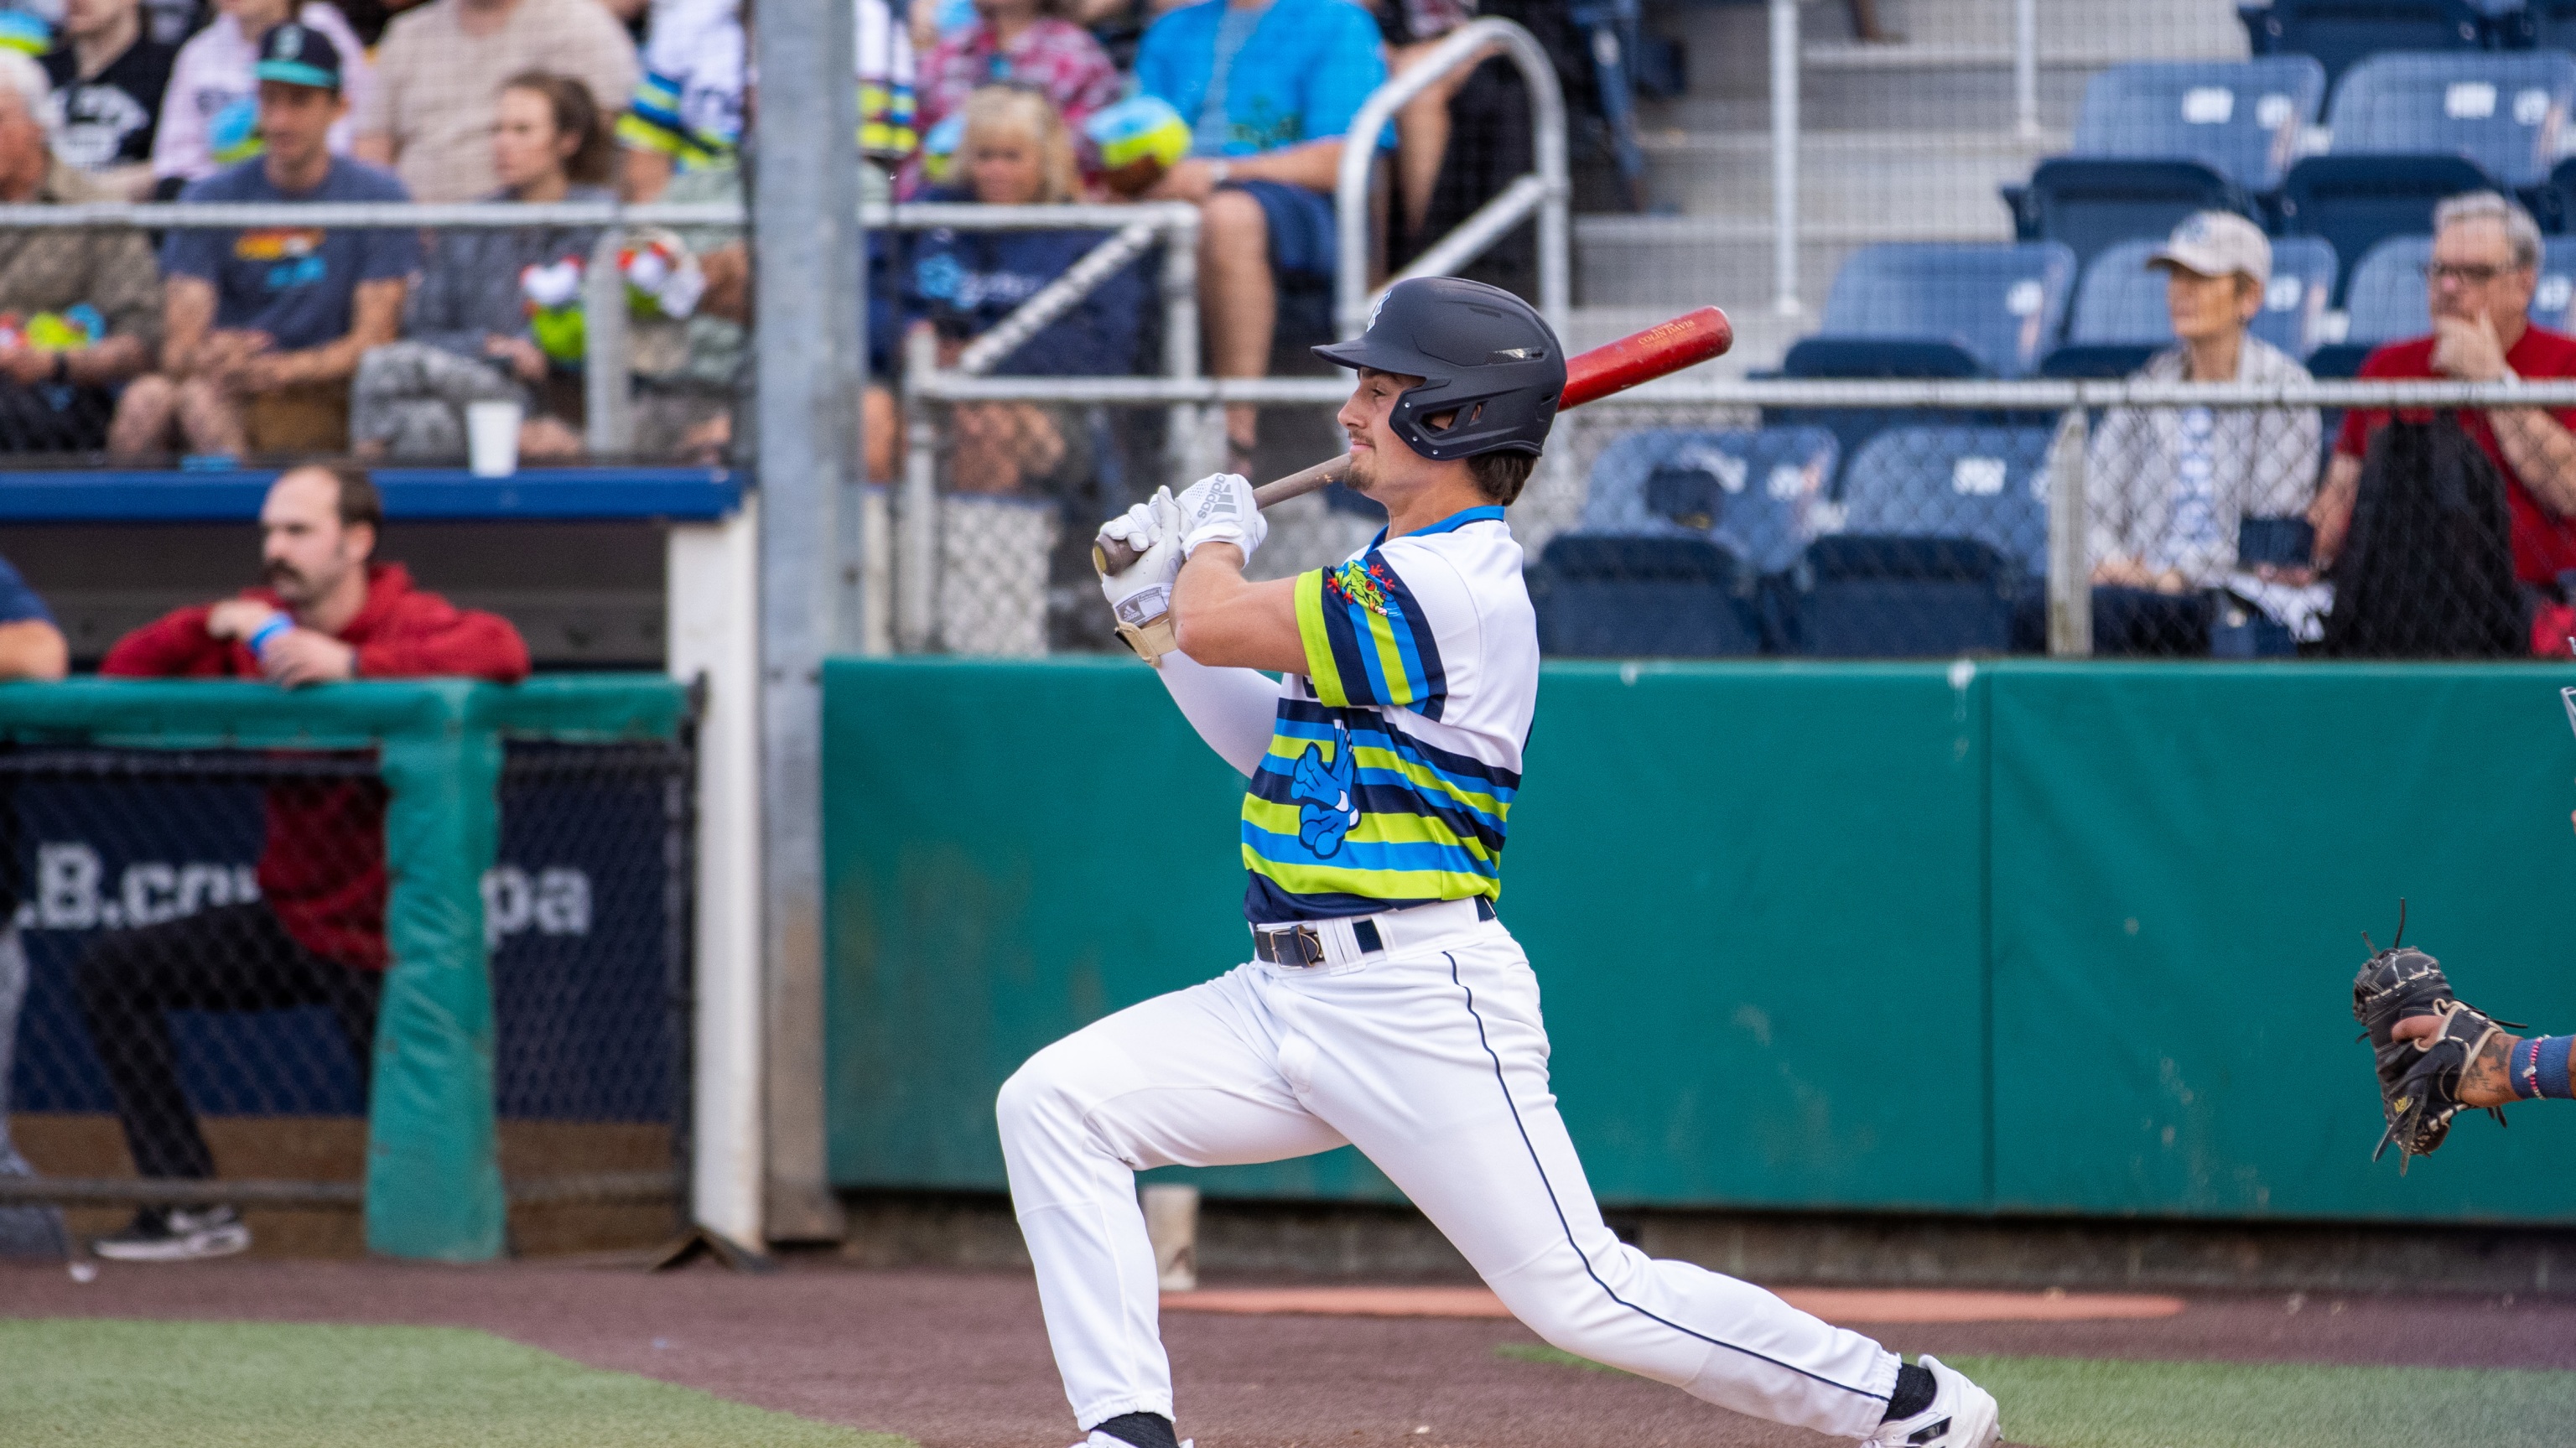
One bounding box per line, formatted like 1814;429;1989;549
91;1205;252;1262
1863;1355;2001;1447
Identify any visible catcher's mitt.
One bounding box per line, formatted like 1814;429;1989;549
2350;906;2521;1170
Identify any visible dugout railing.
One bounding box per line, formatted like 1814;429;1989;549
0;676;691;1263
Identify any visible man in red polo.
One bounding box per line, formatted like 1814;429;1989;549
2311;191;2576;600
80;461;527;1261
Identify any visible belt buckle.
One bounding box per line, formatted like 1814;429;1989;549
1259;923;1324;967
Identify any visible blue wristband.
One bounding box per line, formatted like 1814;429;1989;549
2538;1035;2576;1102
247;614;292;654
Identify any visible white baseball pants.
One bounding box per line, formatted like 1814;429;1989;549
995;904;1901;1440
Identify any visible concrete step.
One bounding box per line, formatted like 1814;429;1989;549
1822;0;2246;58
1573;219;1859;337
1637;128;2056;226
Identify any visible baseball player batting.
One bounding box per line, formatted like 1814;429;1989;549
997;277;2003;1448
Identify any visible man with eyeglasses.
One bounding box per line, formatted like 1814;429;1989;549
2309;191;2576;595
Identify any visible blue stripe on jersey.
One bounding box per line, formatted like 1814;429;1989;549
1248;763;1505;852
1272;703;1519;800
1242;821;1498;879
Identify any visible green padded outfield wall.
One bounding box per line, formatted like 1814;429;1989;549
823;659;2576;1224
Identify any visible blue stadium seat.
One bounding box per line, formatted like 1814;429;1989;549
2491;0;2576;49
2240;3;2498;98
2007;159;2255;275
2310;233;2433;375
1775;336;1982;480
2278;51;2570;292
2278;153;2497;300
2320;50;2573;187
2038;343;2161;378
2068;58;2329;193
2054;235;2340;363
1794;426;2054;658
1811;242;2079;379
1577;427;1837;576
2536;233;2576;329
1530;536;1766;657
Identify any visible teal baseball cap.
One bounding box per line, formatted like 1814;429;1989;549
253;20;342;91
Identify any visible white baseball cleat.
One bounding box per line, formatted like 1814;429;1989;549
1862;1355;2001;1448
1067;1435;1192;1448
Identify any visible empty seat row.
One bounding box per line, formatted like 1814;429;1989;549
2245;1;2576;95
2012;51;2576;298
1540;428;2050;658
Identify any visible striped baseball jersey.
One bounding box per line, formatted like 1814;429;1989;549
1243;506;1538;922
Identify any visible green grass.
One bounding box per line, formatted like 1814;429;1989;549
0;1319;914;1448
1498;1343;2576;1447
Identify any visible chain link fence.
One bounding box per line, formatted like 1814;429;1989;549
1;734;691;1257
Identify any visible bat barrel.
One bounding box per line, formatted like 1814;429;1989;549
1556;306;1732;412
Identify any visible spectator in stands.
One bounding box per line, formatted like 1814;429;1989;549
616;0;739;201
355;0;637;203
906;83;1146;491
902;0;1119;198
2311;191;2576;600
110;25;417;459
43;0;178;200
621;0;915;204
1363;0;1469;243
0;50;163;452
1131;0;1384;470
80;463;529;1263
0;549;66;1261
351;70;607;461
152;0;372;191
2085;211;2319;654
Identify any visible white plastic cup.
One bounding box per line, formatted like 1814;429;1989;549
465;399;524;477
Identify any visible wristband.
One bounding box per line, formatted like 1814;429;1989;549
246;613;292;655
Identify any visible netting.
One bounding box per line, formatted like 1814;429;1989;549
0;736;691;1242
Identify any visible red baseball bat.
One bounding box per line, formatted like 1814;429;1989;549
1094;305;1733;573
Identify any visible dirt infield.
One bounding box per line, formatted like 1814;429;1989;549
5;1259;2573;1448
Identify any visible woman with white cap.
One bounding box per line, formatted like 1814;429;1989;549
2085;210;2319;653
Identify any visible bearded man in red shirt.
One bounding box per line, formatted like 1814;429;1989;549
80;462;527;1261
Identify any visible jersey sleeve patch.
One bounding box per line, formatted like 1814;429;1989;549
1293;548;1452;719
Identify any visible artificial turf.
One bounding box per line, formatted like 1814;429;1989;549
1498;1342;2576;1447
0;1319;914;1448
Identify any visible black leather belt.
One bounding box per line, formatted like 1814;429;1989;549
1252;898;1493;966
1252;918;1382;965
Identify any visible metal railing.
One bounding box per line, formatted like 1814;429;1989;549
0;199;1203;462
1332;17;1571;343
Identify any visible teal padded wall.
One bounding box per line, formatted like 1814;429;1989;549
1988;663;2576;1222
823;658;2576;1223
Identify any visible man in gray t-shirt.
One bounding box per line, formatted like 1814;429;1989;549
108;23;416;459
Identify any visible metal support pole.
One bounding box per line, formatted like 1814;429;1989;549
582;228;631;456
2046;406;2091;657
746;0;858;1243
1159;205;1206;492
2014;0;2042;141
898;324;941;651
1768;0;1800;317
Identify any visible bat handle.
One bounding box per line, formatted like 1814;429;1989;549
1092;454;1355;575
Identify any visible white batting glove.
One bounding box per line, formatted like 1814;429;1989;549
1175;471;1266;563
1096;489;1186;664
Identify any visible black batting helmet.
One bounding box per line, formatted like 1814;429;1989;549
1312;278;1566;462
